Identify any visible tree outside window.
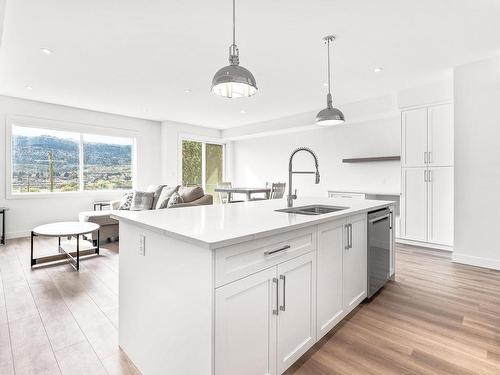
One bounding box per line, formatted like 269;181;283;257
181;139;224;202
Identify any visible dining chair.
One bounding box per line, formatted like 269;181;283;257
217;182;244;204
270;182;286;199
217;182;232;204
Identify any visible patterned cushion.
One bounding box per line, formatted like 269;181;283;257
167;191;184;208
155;185;180;209
130;191;155;211
118;191;133;210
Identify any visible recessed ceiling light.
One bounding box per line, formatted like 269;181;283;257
25;85;33;90
240;110;247;114
40;48;54;55
374;67;384;73
184;88;192;93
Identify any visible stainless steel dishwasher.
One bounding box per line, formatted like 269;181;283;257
367;208;391;298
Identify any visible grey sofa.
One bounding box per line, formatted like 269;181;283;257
79;185;213;244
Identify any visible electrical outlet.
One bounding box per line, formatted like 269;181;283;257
138;234;146;256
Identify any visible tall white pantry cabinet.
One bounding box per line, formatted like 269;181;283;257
401;103;454;249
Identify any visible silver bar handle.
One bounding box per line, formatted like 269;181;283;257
349;223;353;249
279;275;286;311
389;211;393;230
345;224;350;250
429;170;432;182
428;151;432;164
424;170;428;182
369;213;390;224
272;278;279;315
424;151;427;164
264;245;290;256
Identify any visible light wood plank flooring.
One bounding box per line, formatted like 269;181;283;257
287;243;500;375
0;236;138;375
2;238;500;374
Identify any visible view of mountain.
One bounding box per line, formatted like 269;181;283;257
12;134;133;193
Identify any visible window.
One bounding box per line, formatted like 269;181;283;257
83;134;133;191
181;139;224;201
10;124;134;194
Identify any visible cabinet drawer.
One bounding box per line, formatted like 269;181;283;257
328;191;366;200
215;227;316;288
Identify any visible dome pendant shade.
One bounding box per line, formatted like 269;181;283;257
211;63;257;98
316;93;345;126
315;35;344;125
211;0;257;98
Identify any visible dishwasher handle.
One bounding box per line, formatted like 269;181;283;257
369;213;390;224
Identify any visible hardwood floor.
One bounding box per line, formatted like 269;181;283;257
0;236;138;375
287;243;500;375
1;238;500;374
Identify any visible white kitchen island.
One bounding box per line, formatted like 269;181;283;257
111;197;394;375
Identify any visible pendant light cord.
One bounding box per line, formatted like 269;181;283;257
228;0;239;64
232;0;236;46
327;38;331;95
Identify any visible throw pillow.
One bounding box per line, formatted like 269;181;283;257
147;184;167;209
118;191;134;210
178;186;204;203
130;191;155;211
167;191;184;208
155;185;180;209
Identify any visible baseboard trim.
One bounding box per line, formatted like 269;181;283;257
5;231;31;240
396;238;453;252
452;253;500;271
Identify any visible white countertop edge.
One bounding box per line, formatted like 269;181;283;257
111;200;393;250
328;189;401;196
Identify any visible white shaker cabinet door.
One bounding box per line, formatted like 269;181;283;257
402;168;428;242
402;107;428;167
428;167;454;246
276;252;316;374
343;215;368;314
215;267;277;375
316;219;345;340
428;104;453;167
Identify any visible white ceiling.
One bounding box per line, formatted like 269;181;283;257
0;0;499;129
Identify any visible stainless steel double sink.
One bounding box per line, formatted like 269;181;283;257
275;204;348;215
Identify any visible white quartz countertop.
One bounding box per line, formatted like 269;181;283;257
111;197;394;249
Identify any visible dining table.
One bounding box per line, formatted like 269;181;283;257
214;187;271;202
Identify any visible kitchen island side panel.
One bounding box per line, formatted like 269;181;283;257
119;221;214;375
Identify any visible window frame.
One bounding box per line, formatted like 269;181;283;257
178;134;226;191
5;115;137;199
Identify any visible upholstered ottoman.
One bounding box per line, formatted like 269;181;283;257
78;210;119;245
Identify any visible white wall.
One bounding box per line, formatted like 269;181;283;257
398;80;453;109
0;95;161;238
223;95;399;141
453;56;500;270
231;115;401;197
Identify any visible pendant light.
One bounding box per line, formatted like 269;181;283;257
316;35;345;125
211;0;257;98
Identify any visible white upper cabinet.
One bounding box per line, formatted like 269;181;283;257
402;108;428;167
343;214;367;314
402;168;428;242
316;219;345;340
276;253;316;374
215;267;277;375
428;104;454;167
428;167;454;246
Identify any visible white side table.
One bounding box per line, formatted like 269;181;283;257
31;222;100;271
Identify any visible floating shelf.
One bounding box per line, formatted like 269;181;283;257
342;156;401;163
